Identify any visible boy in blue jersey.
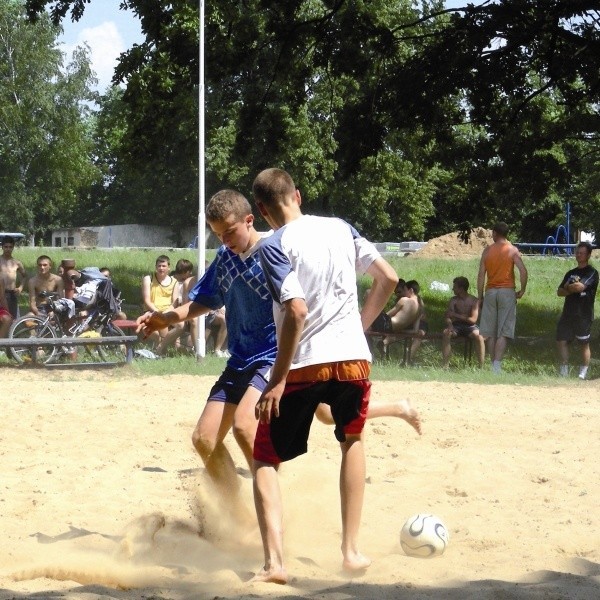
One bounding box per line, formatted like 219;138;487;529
138;189;276;523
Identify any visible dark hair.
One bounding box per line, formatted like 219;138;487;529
155;255;170;265
492;222;509;237
576;241;593;255
2;236;15;246
252;168;296;207
453;276;469;291
174;258;193;275
394;278;406;294
406;279;420;295
37;255;52;265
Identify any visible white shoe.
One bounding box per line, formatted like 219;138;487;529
215;349;230;358
578;366;588;380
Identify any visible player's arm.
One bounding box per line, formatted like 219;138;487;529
513;250;528;299
56;277;65;298
256;297;307;424
15;261;26;294
465;297;480;325
141;275;157;312
362;256;397;331
136;301;208;336
476;250;487;305
0;280;8;311
28;279;38;315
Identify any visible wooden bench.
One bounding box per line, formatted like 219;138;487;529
0;335;138;367
365;330;473;366
112;319;140;333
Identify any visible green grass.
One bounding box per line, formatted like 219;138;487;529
8;246;598;382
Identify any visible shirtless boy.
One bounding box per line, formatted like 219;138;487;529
441;276;485;367
27;256;64;316
0;236;26;318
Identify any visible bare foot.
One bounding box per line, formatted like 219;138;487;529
396;399;422;435
342;552;372;574
250;566;288;585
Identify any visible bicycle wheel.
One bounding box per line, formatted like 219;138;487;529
8;316;60;365
94;322;130;363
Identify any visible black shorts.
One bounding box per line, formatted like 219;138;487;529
254;371;371;465
453;322;477;337
556;315;592;343
371;311;392;333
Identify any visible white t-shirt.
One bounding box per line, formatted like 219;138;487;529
258;215;380;369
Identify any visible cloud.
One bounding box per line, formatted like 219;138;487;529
64;21;125;92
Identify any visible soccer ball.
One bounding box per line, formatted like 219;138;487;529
400;513;449;558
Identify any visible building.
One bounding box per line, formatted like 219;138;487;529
51;224;205;249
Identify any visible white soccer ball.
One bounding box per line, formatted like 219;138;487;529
400;513;449;558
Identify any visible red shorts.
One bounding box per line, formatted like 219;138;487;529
0;307;10;319
253;360;371;465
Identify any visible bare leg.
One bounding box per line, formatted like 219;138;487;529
232;386;261;470
557;340;569;365
472;332;485;367
212;314;227;353
580;342;591;367
155;324;184;355
191;401;248;518
486;336;496;362
340;434;371;572
441;330;453;367
0;315;12;337
493;336;508;362
251;461;287;584
315;400;421;435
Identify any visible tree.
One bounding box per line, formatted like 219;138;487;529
25;0;600;243
0;0;98;242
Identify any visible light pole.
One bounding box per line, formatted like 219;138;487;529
196;0;206;357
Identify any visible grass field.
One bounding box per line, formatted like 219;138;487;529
6;246;599;381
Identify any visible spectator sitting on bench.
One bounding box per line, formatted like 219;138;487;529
27;255;64;316
155;259;196;355
370;279;418;333
442;276;485;368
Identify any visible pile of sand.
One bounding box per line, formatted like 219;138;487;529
415;227;493;258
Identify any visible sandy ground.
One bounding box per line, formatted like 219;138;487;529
1;369;599;600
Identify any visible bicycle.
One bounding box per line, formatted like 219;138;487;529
8;290;129;365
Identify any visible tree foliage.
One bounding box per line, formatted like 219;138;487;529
0;0;98;242
24;0;600;243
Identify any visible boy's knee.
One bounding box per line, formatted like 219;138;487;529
191;426;216;455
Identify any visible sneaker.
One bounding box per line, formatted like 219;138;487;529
578;366;589;380
215;349;231;358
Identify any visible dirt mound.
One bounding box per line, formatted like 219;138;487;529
415;227;493;258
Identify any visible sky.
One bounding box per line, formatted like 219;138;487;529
58;0;142;92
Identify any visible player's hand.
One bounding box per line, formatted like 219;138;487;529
255;382;285;424
516;289;525;299
136;311;168;337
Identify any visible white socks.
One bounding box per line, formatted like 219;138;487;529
578;366;588;380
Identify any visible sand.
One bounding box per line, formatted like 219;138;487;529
1;369;599;600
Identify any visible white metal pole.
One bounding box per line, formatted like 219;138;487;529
196;0;206;358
